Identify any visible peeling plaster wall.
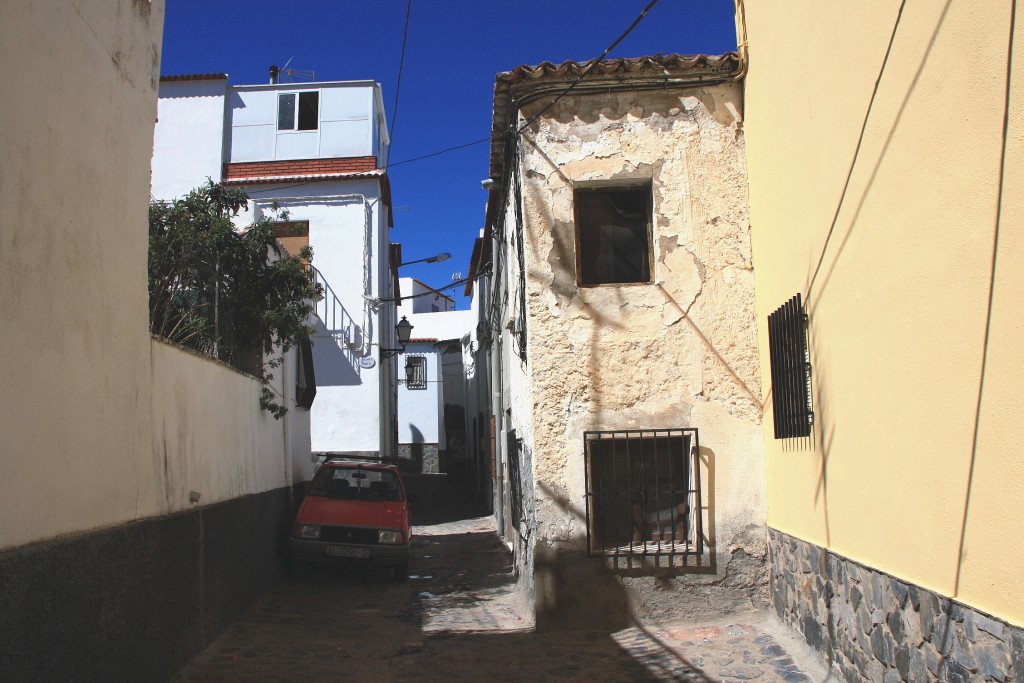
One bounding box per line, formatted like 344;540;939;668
503;82;767;627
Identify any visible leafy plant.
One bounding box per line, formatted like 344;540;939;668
149;181;318;418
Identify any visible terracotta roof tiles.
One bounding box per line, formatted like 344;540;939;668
160;73;228;82
488;52;741;181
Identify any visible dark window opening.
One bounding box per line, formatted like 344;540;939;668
405;356;427;390
277;91;319;131
584;428;702;557
575;186;652;286
767;294;813;438
297;91;319;130
507;429;523;532
309;466;404;501
295;337;316;409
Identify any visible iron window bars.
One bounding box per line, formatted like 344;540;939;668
767;294;813;438
507;429;524;532
584;428;702;558
404;356;427;390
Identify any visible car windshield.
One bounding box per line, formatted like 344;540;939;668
309;467;404;502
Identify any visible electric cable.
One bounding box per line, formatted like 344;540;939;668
389;0;662;169
518;0;661;132
388;136;492;168
387;0;413;169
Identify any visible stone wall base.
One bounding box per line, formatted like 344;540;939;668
769;528;1024;682
397;443;440;474
0;487;293;682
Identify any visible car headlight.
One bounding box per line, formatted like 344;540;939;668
378;530;404;545
298;524;321;539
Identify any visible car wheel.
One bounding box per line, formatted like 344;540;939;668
393;561;409;581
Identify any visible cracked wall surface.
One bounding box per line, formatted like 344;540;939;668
504;82;767;626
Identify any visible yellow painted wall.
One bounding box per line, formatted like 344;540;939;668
744;1;1024;625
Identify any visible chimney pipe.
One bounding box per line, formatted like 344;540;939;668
269;64;279;85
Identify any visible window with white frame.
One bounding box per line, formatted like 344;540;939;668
405;356;427;390
277;91;319;131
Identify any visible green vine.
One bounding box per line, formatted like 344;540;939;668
149;181;319;418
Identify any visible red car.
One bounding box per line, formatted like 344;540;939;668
290;459;412;579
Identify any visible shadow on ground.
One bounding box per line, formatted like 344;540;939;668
174;476;817;682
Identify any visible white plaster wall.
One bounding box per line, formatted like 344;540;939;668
398;277;455;314
148;340;296;511
397;344;441;444
248;179;389;454
151;80;227;199
396;309;475;342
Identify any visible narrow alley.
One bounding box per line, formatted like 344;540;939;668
174;476;827;682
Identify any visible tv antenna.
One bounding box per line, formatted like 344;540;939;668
277;57;316;82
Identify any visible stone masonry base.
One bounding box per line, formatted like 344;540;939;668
769;528;1024;682
397;443;440;474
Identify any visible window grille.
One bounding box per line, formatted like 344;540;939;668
584;429;702;558
405;356;427;390
767;294;813;438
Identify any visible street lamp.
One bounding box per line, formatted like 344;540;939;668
398;252;451;267
380;316;414;359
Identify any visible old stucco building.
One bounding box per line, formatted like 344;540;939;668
478;53;767;628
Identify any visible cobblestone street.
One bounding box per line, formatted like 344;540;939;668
174;476;829;682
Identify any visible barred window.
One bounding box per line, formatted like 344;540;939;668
584;429;702;558
767;294;813;438
405;356;427;390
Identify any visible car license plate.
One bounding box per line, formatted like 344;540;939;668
326;545;369;559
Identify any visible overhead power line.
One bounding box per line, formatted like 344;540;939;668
388;0;662;169
519;0;660;131
388;136;492;169
386;0;413;170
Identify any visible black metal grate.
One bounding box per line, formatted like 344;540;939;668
405;356;427;390
507;429;524;532
584;429;702;558
767;294;813;438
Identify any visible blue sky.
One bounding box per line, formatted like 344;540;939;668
160;0;737;306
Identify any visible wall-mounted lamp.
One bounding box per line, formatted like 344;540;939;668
481;178;497;190
380;316;414;359
399;252;451;268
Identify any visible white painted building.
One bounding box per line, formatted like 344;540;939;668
151;74;399;464
394;277;475;473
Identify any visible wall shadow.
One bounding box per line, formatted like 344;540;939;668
310;268;365;387
310;317;361;386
